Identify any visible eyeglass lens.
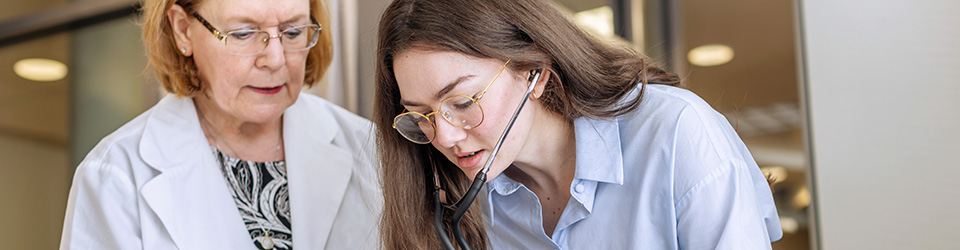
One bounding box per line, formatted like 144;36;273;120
224;26;320;55
394;95;484;144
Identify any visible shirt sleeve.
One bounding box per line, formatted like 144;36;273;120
675;159;775;250
670;105;781;250
60;159;143;250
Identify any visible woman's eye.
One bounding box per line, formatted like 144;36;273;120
409;115;426;123
230;31;255;40
283;29;303;39
453;101;474;110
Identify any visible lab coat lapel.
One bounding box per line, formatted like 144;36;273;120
138;96;254;250
284;95;354;249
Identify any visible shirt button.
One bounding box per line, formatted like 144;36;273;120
574;184;585;193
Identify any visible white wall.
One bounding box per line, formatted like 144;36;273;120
799;0;960;249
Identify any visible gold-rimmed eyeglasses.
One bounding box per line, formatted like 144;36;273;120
191;12;322;55
392;59;511;144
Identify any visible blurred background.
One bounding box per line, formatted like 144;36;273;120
1;0;957;249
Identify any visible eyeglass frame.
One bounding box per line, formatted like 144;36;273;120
191;11;322;55
391;59;512;144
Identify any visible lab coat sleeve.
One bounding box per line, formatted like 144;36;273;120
60;159;143;250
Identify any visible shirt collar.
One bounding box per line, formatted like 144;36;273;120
573;116;624;185
485;114;625;196
484;116;625;221
488;174;523;197
485;174;525;227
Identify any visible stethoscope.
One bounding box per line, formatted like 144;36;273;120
431;68;543;250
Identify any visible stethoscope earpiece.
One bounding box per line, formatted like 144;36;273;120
528;68;543;82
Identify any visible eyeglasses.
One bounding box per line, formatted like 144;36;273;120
191;12;322;55
392;59;511;144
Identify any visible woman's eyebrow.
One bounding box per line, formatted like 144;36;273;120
224;14;308;26
434;75;475;100
280;14;308;25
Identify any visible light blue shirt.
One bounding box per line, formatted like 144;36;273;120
482;84;782;249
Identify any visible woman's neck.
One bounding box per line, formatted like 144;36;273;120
194;95;284;162
504;105;577;236
506;106;577;195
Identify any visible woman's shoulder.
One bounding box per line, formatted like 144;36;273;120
74;104;160;189
616;84;728;136
632;84;717;118
619;83;750;167
77;95;196;178
621;83;758;188
81;110;152;165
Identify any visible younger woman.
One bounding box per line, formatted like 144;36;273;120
374;0;781;249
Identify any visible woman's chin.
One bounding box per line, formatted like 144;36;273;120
242;104;291;123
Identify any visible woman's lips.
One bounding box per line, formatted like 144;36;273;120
457;150;484;170
249;85;284;95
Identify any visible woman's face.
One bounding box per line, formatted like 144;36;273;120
393;50;540;182
186;0;311;123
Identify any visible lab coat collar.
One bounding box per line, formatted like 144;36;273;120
283;93;355;250
138;94;354;249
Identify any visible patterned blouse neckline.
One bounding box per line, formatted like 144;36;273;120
211;145;293;250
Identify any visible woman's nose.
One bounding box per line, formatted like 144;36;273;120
255;33;286;70
432;114;467;148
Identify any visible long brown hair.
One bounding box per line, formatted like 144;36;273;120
374;0;680;249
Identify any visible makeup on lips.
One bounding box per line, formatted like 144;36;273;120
457;150;485;170
248;84;284;95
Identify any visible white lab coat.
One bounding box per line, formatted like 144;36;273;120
60;93;383;250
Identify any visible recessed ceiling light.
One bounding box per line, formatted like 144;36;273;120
687;44;734;67
14;58;68;82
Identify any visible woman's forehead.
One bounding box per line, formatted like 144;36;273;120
199;0;311;21
393;50;502;78
394;51;501;105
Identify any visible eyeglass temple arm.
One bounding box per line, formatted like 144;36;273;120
190;12;226;41
476;59;511;100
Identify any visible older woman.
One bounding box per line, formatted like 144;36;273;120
59;0;381;249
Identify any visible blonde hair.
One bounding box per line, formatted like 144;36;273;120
141;0;333;97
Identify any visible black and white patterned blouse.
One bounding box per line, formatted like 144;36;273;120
212;146;293;250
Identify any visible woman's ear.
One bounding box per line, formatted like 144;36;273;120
531;69;551;99
167;4;194;56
